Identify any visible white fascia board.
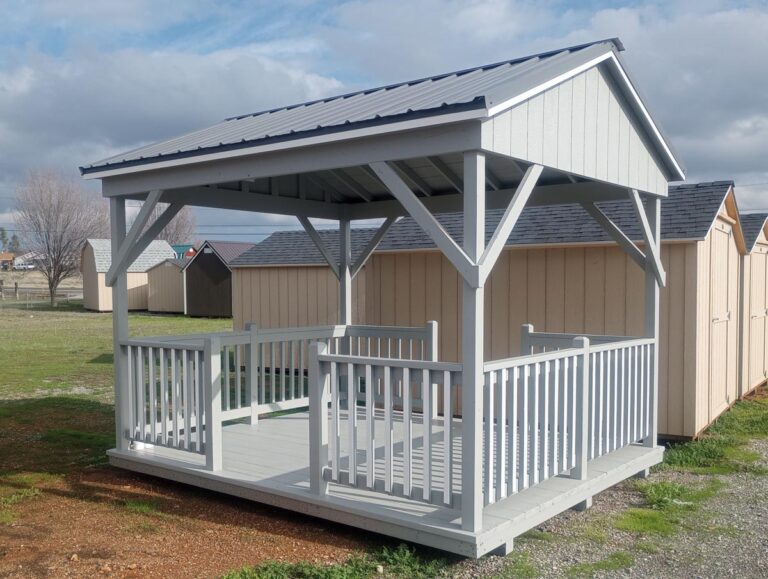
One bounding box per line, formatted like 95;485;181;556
82;109;487;181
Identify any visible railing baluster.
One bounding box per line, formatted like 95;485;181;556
560;358;568;471
138;347;146;443
520;364;530;490
403;367;411;498
509;367;518;495
270;343;276;404
330;362;339;481
384;365;393;493
551;359;560;478
290;340;296;401
347;362;356;486
171;349;179;448
366;364;374;489
159;348;167;446
495;368;507;501
443;369;452;506
236;344;242;409
422;368;432;502
483;370;494;504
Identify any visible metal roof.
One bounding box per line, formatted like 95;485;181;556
231;182;733;267
86;239;175;273
740;213;768;252
81;39;633;175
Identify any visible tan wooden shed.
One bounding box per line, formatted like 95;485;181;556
81;239;175;312
232;182;748;439
739;213;768;397
147;258;186;313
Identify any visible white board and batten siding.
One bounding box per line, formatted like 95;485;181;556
231;265;367;331
482;65;668;195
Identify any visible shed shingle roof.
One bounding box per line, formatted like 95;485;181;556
197;241;256;267
87;239;175;273
740;213;768;252
231;182;733;267
82;39;627;174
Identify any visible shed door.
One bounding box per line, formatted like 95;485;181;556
749;248;768;388
709;226;734;417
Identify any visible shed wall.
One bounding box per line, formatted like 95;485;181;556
81;244;102;311
740;235;768;396
185;252;233;317
482;65;668;195
231;266;367;331
364;244;698;437
148;263;184;313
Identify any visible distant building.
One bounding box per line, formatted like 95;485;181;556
183;240;253;317
81;239;175;311
13;252;40;269
0;252;14;270
172;244;197;259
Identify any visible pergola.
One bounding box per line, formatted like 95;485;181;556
82;38;685;556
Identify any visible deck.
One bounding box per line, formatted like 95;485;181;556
108;411;662;557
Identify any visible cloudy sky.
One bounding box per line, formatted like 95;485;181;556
0;0;766;241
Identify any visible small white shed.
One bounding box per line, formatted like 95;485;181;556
81;239;175;311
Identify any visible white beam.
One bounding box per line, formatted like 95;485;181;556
297;216;340;278
461;150;485;533
393;161;433;196
163;186;342;220
348;180;638;220
644;196;661;447
351;216;396;277
427;156;463;193
478;164;542;284
369;161;478;286
110;197;130;451
328;169;373;202
106;190;162;286
629;189;666;286
107;203;183;288
581;202;646;271
339;218;352;325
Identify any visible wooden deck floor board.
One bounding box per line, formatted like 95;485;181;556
110;411;663;557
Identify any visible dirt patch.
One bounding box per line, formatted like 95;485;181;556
0;468;374;578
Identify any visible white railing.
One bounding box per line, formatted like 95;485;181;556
520;324;629;354
309;342;463;507
481;328;655;505
120;323;437;471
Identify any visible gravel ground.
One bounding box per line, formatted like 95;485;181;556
454;440;768;578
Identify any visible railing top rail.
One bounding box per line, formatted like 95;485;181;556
527;331;633;343
317;352;462;372
589;337;655;353
120;337;206;351
345;324;430;339
484;347;583;372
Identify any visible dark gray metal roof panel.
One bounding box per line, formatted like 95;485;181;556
231;182;732;266
82;40;622;174
740;213;768;251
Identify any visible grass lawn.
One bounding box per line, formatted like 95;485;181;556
0;299;229;400
1;300;768;578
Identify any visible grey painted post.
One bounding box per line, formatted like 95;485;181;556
520;324;534;355
425;321;439;418
461;150;485;533
110;197;131;451
309;341;330;495
644;197;661;448
204;336;223;471
339;217;352;326
246;323;259;425
572;336;590;481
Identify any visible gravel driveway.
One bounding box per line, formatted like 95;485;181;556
452;439;768;578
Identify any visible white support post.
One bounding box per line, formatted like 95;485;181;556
425;321;439;418
110;197;130;451
461;150;485;533
521;324;534;355
309;341;330;495
644;197;661;448
339;218;352;326
204;336;223;471
572;336;590;481
246;323;259;425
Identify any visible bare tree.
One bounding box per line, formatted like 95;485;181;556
15;169;109;305
147;203;196;245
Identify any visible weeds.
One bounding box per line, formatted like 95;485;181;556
565;552;634;577
499;552;538;578
124;500;161;516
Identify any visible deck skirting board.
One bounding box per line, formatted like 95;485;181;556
108;441;662;558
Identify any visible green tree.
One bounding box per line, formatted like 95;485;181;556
0;227;7;250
